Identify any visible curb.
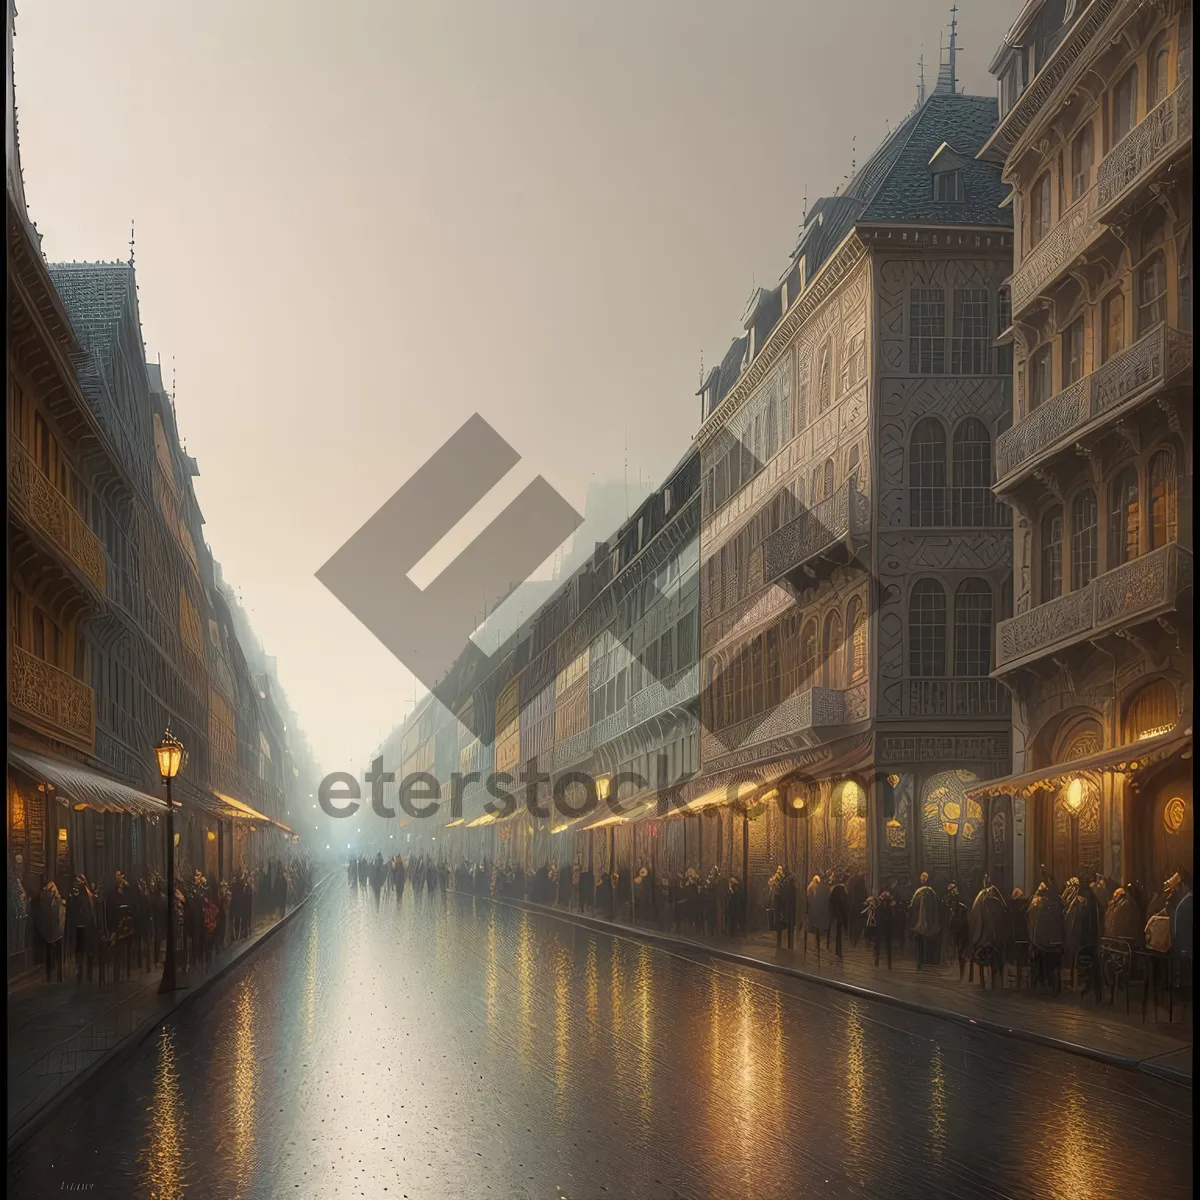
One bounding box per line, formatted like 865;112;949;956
6;873;332;1158
456;890;1192;1089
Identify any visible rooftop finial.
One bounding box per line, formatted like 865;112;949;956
129;218;135;268
918;53;926;106
949;5;959;95
851;134;856;177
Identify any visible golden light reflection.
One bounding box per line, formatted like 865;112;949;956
843;1005;868;1180
141;1025;186;1200
484;910;498;1035
554;941;571;1121
1044;1078;1092;1200
634;945;653;1126
584;940;599;1054
516;912;535;1063
929;1046;946;1164
231;975;258;1193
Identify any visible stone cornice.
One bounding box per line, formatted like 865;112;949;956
979;0;1125;168
696;231;868;454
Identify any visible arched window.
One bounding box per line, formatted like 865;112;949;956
818;340;833;412
822;610;843;689
1107;465;1140;567
799;619;818;688
1071;488;1099;589
1125;678;1179;742
1137;208;1167;335
1149;448;1178;549
1041;506;1064;602
954;580;993;677
952;418;993;526
823;458;835;500
910;418;947;525
846;597;867;683
810;465;822;504
909;581;946;677
1148;31;1171;109
848;444;860;483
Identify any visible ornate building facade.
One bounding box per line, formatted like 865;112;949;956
6;0;309;975
695;70;1015;899
971;0;1192;895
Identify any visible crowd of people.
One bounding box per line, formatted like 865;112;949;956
349;849;1193;996
9;854;316;985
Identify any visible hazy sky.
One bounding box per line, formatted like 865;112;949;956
14;0;1015;773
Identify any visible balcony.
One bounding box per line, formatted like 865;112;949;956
995;325;1192;487
1096;76;1191;222
8;441;106;593
903;677;1010;718
1008;78;1190;316
763;480;870;589
995;542;1192;673
9;646;96;751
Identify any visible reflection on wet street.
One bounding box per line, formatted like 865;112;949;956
9;882;1191;1199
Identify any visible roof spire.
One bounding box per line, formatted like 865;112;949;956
128;218;135;268
918;53;926;106
949;5;958;95
933;8;960;95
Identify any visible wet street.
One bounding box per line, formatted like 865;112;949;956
9;878;1192;1200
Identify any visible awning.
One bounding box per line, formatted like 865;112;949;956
965;727;1192;801
9;748;167;817
213;790;271;823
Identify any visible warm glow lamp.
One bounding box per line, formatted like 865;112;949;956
155;729;185;780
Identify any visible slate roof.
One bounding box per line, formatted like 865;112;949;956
789;89;1010;286
715;335;748;403
46;261;136;338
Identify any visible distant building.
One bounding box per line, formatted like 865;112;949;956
970;0;1192;893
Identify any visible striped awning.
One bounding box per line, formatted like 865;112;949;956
213;790;271;823
9;748;168;817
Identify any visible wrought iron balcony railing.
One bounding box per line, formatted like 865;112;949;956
995;325;1191;486
763;480;870;585
8;441;106;592
1010;185;1100;316
995;542;1192;672
903;677;1011;718
9;645;96;750
1096;75;1191;217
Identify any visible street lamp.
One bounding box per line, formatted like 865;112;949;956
155;728;185;994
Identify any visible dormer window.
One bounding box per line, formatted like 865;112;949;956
932;169;963;201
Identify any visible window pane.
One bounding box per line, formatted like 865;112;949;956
1070;123;1093;202
1071;489;1098;589
1108;466;1140;566
951;418;993;525
1137;251;1166;335
951;288;990;374
1062;317;1085;386
1113;68;1137;143
954;581;993;676
1103;291;1125;361
1041;507;1063;602
909;582;946;677
910;418;947;526
909;288;946;373
1031;172;1052;245
1030;344;1054;408
1149;449;1178;548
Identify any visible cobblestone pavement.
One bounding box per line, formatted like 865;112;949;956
8;882;1192;1200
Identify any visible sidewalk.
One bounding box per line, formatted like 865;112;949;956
480;893;1193;1086
6;875;330;1153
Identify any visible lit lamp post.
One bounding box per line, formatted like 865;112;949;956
155;729;185;994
